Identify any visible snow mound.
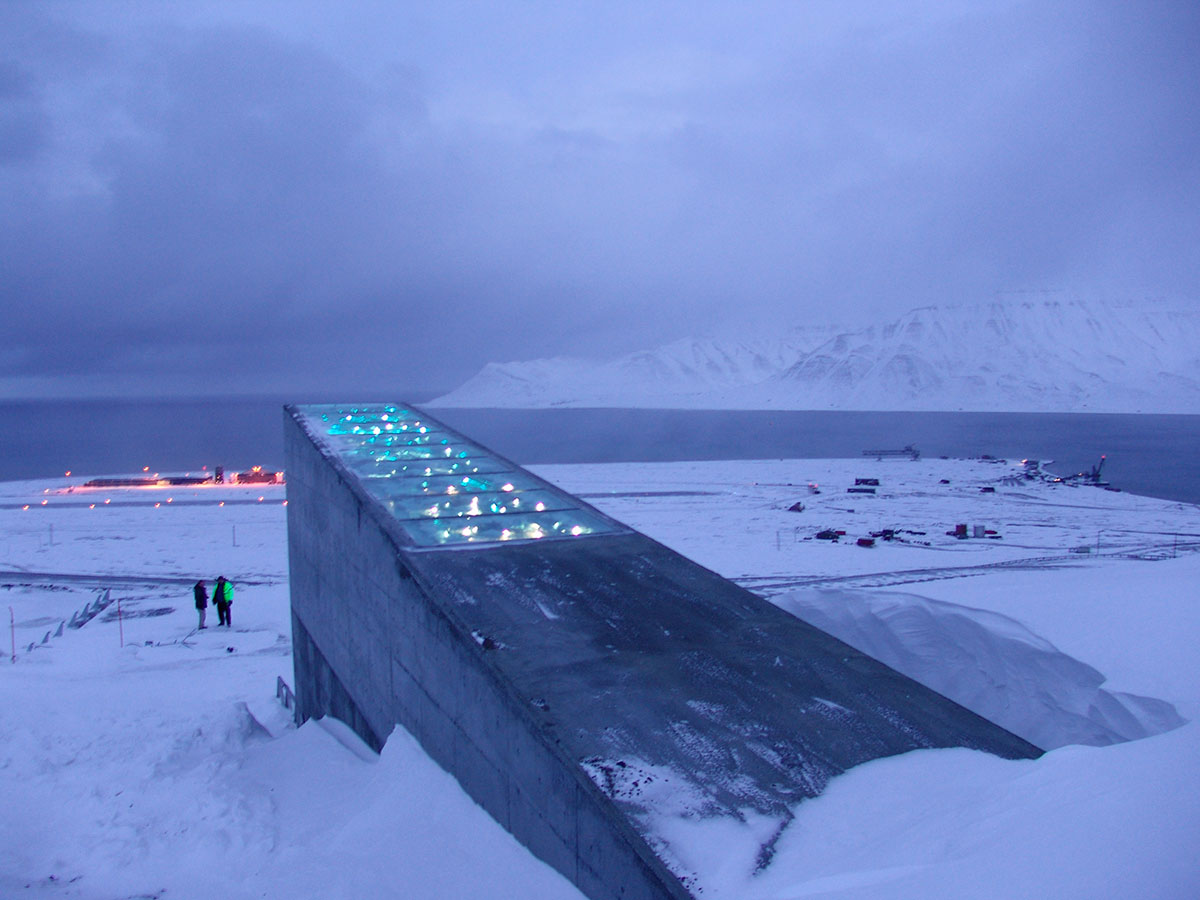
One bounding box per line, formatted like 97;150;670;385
776;588;1186;750
155;702;273;777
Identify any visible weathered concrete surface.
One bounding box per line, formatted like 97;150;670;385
285;404;1041;900
285;406;690;900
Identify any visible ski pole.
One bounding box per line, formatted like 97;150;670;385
9;606;14;664
117;597;124;648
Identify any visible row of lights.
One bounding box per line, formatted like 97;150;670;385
315;406;605;546
440;520;589;542
419;494;549;519
21;497;285;510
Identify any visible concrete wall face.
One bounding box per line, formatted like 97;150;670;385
285;404;1041;900
285;410;688;900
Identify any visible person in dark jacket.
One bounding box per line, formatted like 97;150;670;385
193;579;208;629
213;575;233;627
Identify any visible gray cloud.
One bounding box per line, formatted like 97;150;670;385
1;1;1197;399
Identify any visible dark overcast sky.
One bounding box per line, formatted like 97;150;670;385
2;1;1197;399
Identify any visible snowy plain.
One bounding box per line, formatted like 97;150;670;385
1;457;1198;899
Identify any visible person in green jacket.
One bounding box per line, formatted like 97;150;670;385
213;575;234;627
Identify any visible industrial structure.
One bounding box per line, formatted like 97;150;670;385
284;403;1041;900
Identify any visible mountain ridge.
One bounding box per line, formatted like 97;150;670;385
432;299;1200;413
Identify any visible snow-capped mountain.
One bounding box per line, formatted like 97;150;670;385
432;337;806;408
432;299;1200;412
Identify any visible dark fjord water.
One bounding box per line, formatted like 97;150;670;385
2;399;1198;505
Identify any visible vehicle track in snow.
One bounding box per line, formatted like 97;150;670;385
733;544;1200;593
0;570;281;588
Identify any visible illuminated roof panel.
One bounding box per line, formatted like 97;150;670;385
295;403;624;548
341;454;510;481
398;507;616;546
380;488;574;522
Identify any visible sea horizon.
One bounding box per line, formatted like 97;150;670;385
2;398;1198;507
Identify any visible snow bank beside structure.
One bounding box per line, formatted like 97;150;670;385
777;589;1185;750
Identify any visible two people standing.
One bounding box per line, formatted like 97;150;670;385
193;576;235;629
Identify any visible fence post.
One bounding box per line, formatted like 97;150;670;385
276;675;299;723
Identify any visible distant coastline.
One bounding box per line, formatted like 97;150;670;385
2;398;1198;507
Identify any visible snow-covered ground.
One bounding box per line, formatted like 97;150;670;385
2;459;1198;898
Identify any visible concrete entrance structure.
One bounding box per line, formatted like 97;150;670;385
285;403;1040;900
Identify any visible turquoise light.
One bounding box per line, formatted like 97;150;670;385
298;403;619;548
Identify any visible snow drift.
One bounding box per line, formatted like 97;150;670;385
776;588;1186;750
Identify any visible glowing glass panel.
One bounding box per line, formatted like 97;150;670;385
342;454;507;479
382;489;574;521
364;470;543;498
297;404;622;548
399;508;613;546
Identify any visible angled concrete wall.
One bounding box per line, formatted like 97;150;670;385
284;408;690;900
285;403;1040;900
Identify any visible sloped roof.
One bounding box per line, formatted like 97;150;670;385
292;401;1041;883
